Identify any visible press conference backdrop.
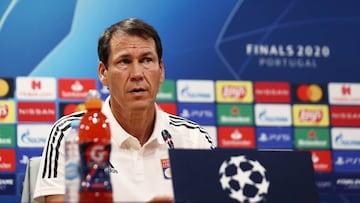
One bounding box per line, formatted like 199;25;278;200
0;0;360;202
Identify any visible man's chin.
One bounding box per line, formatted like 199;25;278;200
129;102;154;112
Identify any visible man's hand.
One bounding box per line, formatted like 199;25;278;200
148;195;174;203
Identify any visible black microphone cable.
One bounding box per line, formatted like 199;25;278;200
161;129;175;149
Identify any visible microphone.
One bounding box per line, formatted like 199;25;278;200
161;129;174;149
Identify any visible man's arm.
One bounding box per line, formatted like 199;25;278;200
44;194;64;203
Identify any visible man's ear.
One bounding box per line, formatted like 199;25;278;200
98;61;108;86
159;59;165;83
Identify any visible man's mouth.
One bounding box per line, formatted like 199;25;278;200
131;88;145;93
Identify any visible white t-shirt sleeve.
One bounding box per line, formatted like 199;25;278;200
33;128;66;202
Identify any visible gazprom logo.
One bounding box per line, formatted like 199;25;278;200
255;104;292;126
176;80;215;102
332;128;360;150
17;124;51;147
258;110;289;122
181;85;211;98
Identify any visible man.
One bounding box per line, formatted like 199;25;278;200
33;18;214;202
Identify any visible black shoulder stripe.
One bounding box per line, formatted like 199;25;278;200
169;114;197;125
169;121;197;129
53;123;71;177
42;112;84;178
169;114;206;132
168;115;215;149
169;118;199;129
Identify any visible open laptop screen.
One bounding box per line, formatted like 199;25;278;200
169;148;319;203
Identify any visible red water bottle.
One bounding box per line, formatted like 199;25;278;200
78;89;112;202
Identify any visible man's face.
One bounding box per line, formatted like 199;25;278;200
99;32;164;112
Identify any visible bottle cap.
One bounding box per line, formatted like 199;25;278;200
86;89;101;100
85;89;102;109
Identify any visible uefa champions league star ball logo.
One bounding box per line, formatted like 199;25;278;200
219;155;270;203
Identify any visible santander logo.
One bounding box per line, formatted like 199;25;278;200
222;85;246;99
299;109;323;122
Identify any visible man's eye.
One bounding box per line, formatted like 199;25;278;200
143;58;153;63
120;59;130;64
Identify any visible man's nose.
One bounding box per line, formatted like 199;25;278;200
129;62;144;80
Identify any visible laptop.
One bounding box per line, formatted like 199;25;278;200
169;148;319;203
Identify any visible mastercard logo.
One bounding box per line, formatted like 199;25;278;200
296;84;323;102
0;79;9;97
